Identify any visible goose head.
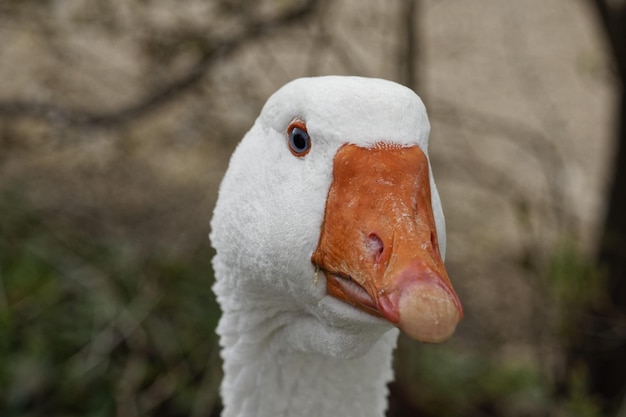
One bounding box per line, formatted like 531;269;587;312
211;76;462;358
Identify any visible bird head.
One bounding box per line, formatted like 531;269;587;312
211;76;462;357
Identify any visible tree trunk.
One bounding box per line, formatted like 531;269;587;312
577;1;626;413
584;87;626;414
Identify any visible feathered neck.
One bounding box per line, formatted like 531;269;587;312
213;263;399;417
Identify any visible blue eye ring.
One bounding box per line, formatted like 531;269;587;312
287;121;311;157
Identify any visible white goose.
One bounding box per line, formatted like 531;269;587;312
210;76;463;417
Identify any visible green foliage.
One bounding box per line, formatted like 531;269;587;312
394;343;550;417
394;341;608;417
556;366;603;417
0;193;222;417
548;240;601;311
545;241;606;417
0;194;611;417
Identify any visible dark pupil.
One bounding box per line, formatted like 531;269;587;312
292;131;307;150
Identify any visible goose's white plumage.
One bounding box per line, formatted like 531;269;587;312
210;76;462;417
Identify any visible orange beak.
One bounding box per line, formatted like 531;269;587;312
311;143;463;343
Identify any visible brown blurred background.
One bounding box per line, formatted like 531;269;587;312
1;0;625;416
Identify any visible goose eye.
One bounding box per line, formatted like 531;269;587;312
287;122;311;157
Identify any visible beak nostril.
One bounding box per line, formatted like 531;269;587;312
430;230;440;259
367;232;384;263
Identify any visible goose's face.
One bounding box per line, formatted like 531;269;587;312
211;76;462;351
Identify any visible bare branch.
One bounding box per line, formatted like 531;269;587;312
0;0;319;129
430;98;577;234
398;0;418;90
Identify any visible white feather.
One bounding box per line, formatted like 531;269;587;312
210;76;446;417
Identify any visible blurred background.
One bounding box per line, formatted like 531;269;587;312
1;0;625;416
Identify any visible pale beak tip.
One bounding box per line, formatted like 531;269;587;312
394;280;462;343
